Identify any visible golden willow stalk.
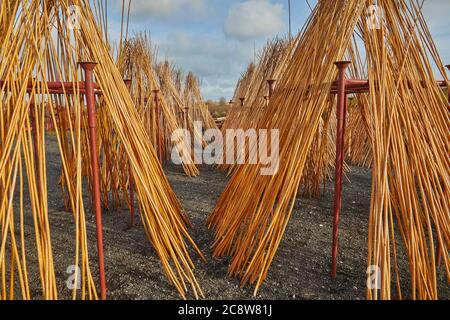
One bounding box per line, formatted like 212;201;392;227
209;0;449;300
184;72;218;132
118;33;214;177
0;0;204;300
220;35;336;198
156;61;208;158
219;38;297;175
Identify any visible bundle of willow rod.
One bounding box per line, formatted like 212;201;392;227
208;0;449;300
74;10;205;299
156;61;207;163
360;0;449;299
344;99;373;168
0;0;97;299
219;38;297;174
221;39;295;135
1;0;204;300
219;36;336;198
184;72;218;132
219;63;256;133
118;33;200;177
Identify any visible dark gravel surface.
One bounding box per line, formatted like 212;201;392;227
11;136;449;300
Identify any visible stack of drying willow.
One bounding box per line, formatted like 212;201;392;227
224;38;296;132
344;98;373;168
219;36;335;198
184;72;218;132
156;61;208;157
219;38;298;174
119;34;200;177
209;0;449;300
219;63;256;134
0;0;203;300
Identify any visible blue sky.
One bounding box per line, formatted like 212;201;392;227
107;0;450;100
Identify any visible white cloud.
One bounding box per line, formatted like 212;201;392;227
224;0;285;41
157;31;254;99
128;0;206;19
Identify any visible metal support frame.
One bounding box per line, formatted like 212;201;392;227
3;63;108;299
329;61;449;278
79;62;107;300
0;80;102;94
331;61;351;279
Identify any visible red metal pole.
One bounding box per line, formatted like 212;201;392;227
79;62;107;300
124;79;135;226
331;61;351;279
267;79;276;99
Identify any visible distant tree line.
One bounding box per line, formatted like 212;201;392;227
206;97;230;119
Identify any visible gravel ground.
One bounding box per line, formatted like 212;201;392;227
10;136;449;300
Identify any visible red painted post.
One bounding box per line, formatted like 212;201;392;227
124;79;135;226
153;89;162;162
331;61;351;279
79;62;107;300
267;79;276;99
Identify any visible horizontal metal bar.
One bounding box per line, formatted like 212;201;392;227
0;80;102;95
